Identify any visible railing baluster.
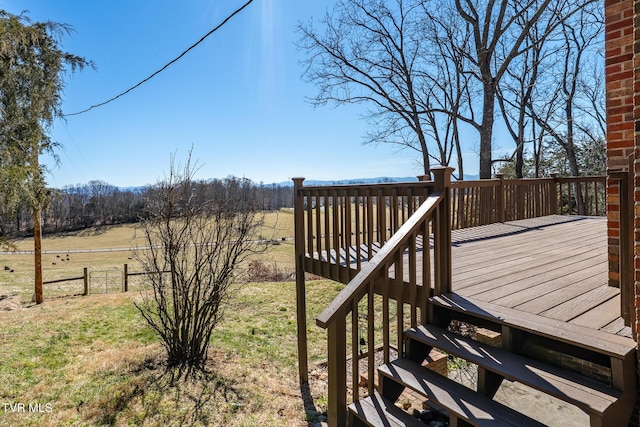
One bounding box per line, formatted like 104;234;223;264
316;192;321;268
382;265;390;364
409;232;417;328
352;299;359;402
323;192;330;276
395;249;404;355
306;194;313;258
332;191;340;277
421;216;431;325
378;188;386;245
345;193;352;276
367;190;374;259
367;281;375;396
355;193;362;271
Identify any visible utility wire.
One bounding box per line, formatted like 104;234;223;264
64;0;254;117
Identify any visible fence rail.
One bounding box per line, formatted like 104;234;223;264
43;267;89;295
40;264;170;298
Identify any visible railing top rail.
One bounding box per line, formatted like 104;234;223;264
556;176;606;183
316;191;444;329
295;180;435;193
500;177;556;184
295;175;606;194
449;179;500;189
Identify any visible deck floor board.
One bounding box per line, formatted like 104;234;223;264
311;215;628;337
447;216;628;336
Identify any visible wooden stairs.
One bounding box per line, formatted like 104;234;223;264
349;294;637;427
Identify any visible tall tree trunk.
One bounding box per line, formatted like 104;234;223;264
515;141;525;178
479;79;496;179
33;204;43;304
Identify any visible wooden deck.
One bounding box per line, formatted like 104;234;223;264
309;214;628;336
448;215;630;337
313;214;629;337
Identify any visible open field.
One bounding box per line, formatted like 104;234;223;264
0;209;296;301
0;279;339;426
0;209;339;425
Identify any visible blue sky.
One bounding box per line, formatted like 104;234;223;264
4;0;479;188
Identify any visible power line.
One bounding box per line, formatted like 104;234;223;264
64;0;255;117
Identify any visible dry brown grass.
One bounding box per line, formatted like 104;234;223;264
0;209;297;301
0;210;341;425
0;271;337;426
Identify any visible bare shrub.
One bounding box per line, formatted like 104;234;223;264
244;260;295;282
135;154;265;378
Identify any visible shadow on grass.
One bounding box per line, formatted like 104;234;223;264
90;356;241;426
301;379;327;426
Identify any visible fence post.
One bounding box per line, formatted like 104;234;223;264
432;167;454;294
495;173;505;223
292;177;308;384
83;267;88;295
124;263;128;292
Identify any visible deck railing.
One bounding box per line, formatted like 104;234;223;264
450;175;606;229
313;168;453;425
292;170;607;424
295;176;606;273
293;178;435;284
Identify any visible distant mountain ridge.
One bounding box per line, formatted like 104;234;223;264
276;174;479;187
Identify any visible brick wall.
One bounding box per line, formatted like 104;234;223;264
606;0;635;290
606;1;639;425
634;0;640;342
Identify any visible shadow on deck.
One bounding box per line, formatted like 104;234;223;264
312;214;629;338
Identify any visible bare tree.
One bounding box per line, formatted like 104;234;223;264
495;8;555;178
449;0;576;178
532;4;604;182
134;155;265;377
298;0;435;175
418;5;474;179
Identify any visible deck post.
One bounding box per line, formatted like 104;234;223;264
327;316;347;427
495;173;505;223
417;174;431;207
550;173;559;215
432;167;454;294
293;177;309;384
616;155;635;334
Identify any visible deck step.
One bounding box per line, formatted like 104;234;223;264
405;323;625;423
378;358;545;427
348;391;424;427
429;293;636;359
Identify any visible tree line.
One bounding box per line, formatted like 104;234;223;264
0;177;294;237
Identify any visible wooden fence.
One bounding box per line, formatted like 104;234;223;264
42;264;167;297
43;267;89;295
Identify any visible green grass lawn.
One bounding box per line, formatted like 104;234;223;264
0;279;341;426
0;210;340;426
